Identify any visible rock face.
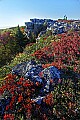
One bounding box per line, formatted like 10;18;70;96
25;18;80;38
12;60;43;83
11;60;61;104
12;60;61;93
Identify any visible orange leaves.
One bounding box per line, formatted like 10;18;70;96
7;73;16;80
17;81;23;85
4;114;14;120
23;82;31;87
18;94;23;103
43;93;54;106
23;80;33;87
25;103;32;110
42;62;63;69
35;81;40;86
50;79;54;84
19;77;24;81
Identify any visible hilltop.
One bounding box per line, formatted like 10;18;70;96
0;19;80;119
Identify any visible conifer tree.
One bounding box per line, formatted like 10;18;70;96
15;25;25;52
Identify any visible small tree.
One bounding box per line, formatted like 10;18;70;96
15;25;26;52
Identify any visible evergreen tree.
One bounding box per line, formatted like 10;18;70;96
15;25;26;52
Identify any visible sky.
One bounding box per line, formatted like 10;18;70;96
0;0;80;29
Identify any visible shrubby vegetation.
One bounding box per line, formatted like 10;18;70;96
0;33;56;78
0;28;80;119
0;25;37;68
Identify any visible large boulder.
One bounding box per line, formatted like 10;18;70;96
12;60;43;83
40;66;61;93
12;60;61;94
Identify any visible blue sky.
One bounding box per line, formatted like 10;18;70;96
0;0;80;28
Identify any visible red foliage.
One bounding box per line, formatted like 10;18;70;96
33;32;80;71
4;114;14;120
0;31;80;119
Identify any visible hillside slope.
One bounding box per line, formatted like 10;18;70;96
0;31;80;120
